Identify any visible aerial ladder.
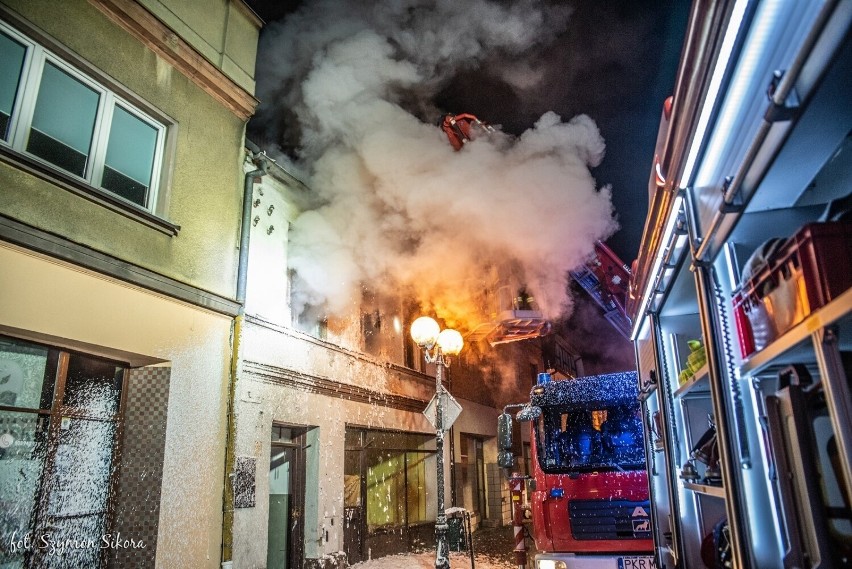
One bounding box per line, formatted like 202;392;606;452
440;113;632;340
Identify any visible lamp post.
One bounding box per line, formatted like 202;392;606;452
410;316;464;569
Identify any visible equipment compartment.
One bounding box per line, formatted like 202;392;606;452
733;222;852;357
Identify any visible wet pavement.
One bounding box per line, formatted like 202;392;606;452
466;524;537;568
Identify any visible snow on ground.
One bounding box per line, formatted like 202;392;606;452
349;550;513;569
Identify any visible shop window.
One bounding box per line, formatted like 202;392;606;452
0;335;128;567
344;427;436;531
0;21;166;211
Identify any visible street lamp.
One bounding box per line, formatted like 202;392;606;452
410;316;463;569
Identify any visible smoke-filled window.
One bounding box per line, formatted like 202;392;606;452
360;290;408;365
289;269;329;339
0;21;167;211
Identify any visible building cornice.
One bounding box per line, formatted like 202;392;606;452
0;215;241;317
89;0;259;121
243;360;429;413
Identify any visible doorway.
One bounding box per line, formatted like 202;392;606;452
459;434;487;523
267;425;307;569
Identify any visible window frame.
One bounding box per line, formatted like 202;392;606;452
0;334;129;567
0;19;168;216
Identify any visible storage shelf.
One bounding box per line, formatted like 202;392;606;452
684;481;726;498
739;286;852;376
673;364;710;398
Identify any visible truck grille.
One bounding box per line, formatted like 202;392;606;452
568;499;652;540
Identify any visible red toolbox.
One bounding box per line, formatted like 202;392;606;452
733;221;852;358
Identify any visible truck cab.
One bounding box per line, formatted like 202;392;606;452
500;372;655;569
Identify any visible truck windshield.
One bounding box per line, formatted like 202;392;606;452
535;404;645;473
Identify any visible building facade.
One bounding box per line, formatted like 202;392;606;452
0;1;260;567
230;150;572;568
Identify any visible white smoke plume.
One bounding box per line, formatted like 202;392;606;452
254;0;619;328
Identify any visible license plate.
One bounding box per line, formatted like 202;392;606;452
618;557;657;569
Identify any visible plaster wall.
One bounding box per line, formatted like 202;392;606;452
244;170;294;326
0;244;233;569
140;0;260;91
233;321;445;568
0;0;247;298
242;320;435;403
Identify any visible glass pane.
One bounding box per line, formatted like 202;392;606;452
344;450;361;508
61;353;124;418
46;417;116;518
272;425;295;443
0;30;27;141
0;410;49;567
405;451;429;524
268;447;291;569
0;336;55;410
102;105;157;206
363;430;434;451
344;428;363;449
30;512;104;569
27;61;99;177
366;449;405;530
539;404;645;472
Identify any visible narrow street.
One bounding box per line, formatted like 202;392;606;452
349;526;534;569
1;1;850;568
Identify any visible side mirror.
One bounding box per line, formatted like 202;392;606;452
498;450;515;468
497;413;513;450
517;405;541;422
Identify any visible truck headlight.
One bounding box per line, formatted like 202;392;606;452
537;561;567;569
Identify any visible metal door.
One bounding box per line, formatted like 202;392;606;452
267;428;306;569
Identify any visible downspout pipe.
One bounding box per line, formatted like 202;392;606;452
223;146;269;567
238;144;270;304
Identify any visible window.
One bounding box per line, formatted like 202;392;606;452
288;267;329;339
535;403;646;473
554;344;578;378
344;428;436;531
0;335;127;567
0;21;166;211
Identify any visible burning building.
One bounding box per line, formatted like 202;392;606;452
229;0;629;566
229;144;588;567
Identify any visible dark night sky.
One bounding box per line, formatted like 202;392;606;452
245;0;689;265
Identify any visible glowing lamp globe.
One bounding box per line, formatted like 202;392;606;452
410;316;440;348
437;329;464;356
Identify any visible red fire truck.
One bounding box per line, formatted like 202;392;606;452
498;371;656;569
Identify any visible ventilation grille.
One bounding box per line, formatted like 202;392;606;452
569;499;652;540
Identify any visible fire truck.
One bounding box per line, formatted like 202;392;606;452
569;241;633;339
497;371;656;569
630;1;852;567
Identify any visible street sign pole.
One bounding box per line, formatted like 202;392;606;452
434;360;449;569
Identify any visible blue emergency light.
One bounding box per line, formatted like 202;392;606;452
537;372;552;385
